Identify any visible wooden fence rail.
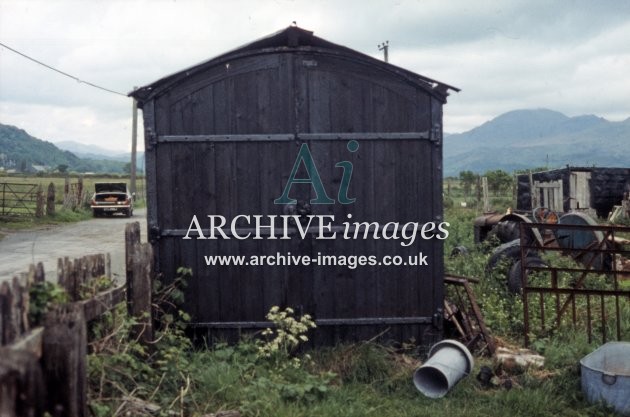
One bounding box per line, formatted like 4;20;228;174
0;223;152;417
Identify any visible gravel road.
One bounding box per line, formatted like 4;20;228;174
0;208;147;283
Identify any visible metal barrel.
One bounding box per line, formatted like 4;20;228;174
413;339;474;398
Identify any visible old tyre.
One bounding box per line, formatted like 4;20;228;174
508;256;547;294
486;239;522;273
450;245;469;257
486;238;540;274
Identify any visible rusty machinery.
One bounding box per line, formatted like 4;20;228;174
474;208;628;294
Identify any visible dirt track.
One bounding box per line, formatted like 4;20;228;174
0;208;147;283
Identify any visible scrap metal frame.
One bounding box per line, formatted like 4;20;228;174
519;222;630;346
444;274;496;355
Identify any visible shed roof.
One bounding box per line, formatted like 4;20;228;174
129;25;459;104
516;166;630;178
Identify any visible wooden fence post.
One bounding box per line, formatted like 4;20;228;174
57;255;109;302
0;278;27;346
46;182;56;217
35;185;44;218
2;255;125;416
482;176;490;213
0;348;46;417
0;351;18;417
27;262;46;287
125;222;153;344
0;275;46;417
0;281;12;345
77;177;83;207
42;304;87;417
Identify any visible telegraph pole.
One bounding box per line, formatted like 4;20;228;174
378;41;389;63
130;90;138;197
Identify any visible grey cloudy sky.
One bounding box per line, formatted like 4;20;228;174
1;0;629;152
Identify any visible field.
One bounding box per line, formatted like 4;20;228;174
443;177;514;214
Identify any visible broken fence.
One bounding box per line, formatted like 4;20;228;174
0;222;153;417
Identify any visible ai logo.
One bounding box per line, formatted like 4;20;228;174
274;140;359;205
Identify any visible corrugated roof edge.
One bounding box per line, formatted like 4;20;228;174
128;25;460;104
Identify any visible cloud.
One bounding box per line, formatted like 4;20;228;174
1;101;134;152
394;14;630;131
1;0;629;147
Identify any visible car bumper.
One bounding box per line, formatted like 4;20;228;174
91;205;131;212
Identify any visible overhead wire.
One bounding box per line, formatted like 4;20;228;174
0;40;128;97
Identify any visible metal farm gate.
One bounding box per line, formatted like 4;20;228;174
131;26;458;345
519;221;630;345
0;182;38;217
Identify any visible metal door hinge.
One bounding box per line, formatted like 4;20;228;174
146;129;157;149
149;225;161;243
430;124;442;144
433;308;444;329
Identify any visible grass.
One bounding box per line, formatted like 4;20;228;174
84;205;628;417
89;328;614;417
0;204;93;233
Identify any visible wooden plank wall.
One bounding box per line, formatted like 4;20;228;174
517;168;630;217
148;50;443;345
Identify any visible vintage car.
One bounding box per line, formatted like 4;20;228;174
90;182;133;217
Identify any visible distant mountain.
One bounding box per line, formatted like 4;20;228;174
0;123;129;173
56;140;144;166
55;141;125;158
4;110;628;177
444;109;629;176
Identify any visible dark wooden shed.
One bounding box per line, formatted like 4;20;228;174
130;26;458;346
516;167;630;218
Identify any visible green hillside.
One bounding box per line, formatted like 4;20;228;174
0;123;127;173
